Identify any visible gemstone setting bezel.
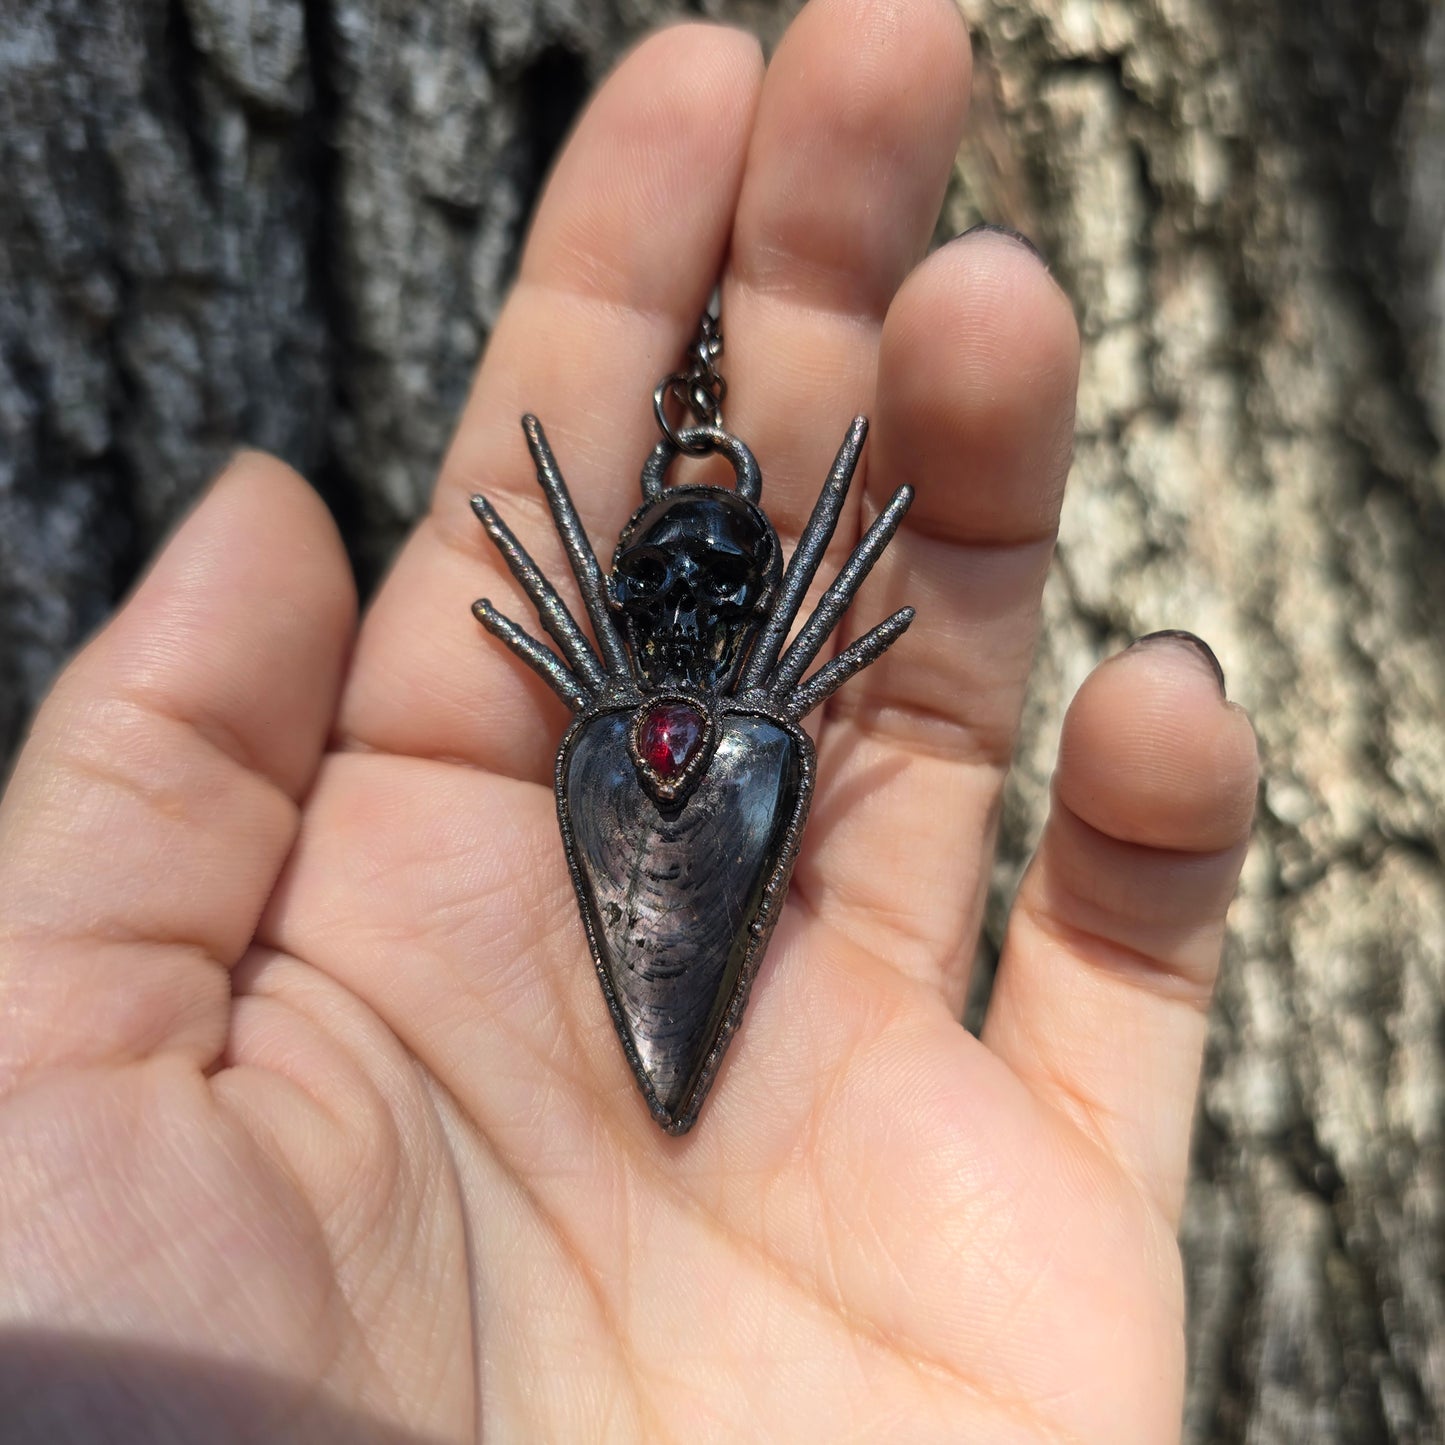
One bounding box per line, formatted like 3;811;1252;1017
626;693;718;806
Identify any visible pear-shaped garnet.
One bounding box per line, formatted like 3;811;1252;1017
637;702;706;779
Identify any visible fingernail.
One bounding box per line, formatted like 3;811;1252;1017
1129;630;1227;696
951;221;1047;266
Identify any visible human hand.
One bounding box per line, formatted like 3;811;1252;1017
0;1;1258;1440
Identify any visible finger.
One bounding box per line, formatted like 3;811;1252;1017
0;454;356;1091
801;227;1080;1010
336;24;764;782
716;0;972;547
983;634;1259;1224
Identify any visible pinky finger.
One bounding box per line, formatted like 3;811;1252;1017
982;632;1259;1225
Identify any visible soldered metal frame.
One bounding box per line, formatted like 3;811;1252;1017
471;414;914;1132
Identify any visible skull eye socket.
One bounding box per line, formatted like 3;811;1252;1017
619;551;668;595
705;553;753;601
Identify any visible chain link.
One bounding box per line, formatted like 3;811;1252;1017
654;312;727;456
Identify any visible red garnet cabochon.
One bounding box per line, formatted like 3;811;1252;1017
637;703;706;779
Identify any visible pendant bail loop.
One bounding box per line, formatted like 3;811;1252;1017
640;424;762;504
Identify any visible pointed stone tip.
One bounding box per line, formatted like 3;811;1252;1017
635;1051;702;1126
628;1022;710;1133
645;1074;701;1136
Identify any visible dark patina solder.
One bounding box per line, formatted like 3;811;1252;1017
471;317;913;1134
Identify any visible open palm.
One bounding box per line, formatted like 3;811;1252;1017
0;3;1258;1441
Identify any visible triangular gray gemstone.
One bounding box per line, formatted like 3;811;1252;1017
561;710;804;1131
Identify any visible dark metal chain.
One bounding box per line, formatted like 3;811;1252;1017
653;312;727;456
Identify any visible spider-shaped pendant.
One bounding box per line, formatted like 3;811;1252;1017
473;415;912;1133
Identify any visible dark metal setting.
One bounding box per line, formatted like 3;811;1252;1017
626;691;719;807
472;317;914;1134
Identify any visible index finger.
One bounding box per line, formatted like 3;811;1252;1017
336;25;765;782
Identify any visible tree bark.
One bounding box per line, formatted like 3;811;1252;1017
954;2;1444;1440
1;0;1440;1440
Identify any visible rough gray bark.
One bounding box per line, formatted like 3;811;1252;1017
1;1;1441;1441
954;2;1444;1441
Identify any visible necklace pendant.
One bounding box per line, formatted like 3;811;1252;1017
472;320;914;1133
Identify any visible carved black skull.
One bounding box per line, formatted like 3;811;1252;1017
609;488;781;693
